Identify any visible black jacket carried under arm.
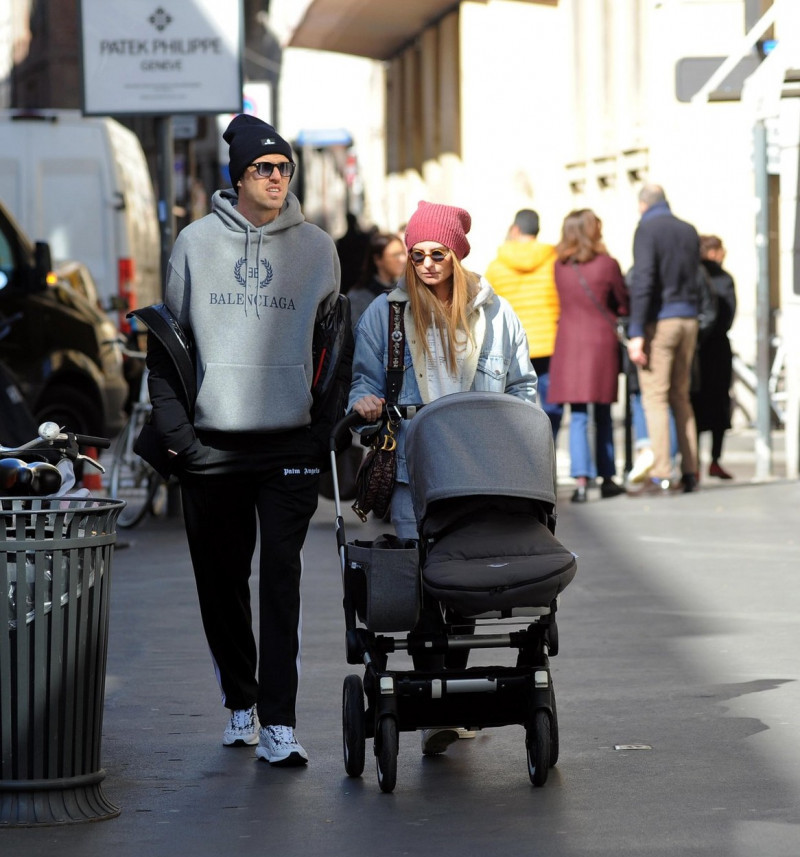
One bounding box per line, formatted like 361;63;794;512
128;304;197;479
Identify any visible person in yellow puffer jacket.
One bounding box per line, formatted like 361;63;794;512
486;209;562;437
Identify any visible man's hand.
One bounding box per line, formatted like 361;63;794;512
627;336;648;368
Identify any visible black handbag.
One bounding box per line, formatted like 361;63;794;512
351;302;405;522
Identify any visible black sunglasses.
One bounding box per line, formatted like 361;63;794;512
409;248;450;265
248;161;296;179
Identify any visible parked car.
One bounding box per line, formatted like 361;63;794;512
0;198;127;438
0;109;161;333
53;259;101;309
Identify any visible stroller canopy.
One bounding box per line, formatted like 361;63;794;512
405;392;556;526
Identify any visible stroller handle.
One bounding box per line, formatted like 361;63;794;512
330;410;367;453
329;404;424;453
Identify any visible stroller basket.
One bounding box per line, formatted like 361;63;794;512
346;534;420;632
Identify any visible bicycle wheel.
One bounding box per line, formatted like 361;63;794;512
108;414;161;528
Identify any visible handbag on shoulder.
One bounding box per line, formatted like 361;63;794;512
351;301;405;522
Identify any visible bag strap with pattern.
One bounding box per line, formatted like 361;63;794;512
386;301;405;406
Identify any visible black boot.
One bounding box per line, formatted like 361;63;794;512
571;485;588;503
600;478;625;498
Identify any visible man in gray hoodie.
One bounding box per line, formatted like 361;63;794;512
147;114;340;766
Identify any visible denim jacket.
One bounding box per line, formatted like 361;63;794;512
348;277;537;483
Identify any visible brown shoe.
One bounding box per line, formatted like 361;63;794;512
627;477;672;497
709;461;733;480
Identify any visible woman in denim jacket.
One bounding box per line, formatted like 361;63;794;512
349;201;537;539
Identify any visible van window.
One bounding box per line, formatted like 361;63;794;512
42;159;111;288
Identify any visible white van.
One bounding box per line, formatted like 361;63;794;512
0;109;160;332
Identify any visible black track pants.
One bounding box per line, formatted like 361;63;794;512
179;460;319;727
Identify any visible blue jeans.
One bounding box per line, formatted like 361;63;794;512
632;392;678;457
390;482;417;539
568;403;615;480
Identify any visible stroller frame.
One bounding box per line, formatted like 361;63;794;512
330;400;567;793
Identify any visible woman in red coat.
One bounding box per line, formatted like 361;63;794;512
548;209;629;502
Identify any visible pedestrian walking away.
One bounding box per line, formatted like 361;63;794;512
349;199;537;756
692;234;737;480
626;183;700;496
485;208;563;437
141;114;345;767
547;208;629;502
336;211;372;294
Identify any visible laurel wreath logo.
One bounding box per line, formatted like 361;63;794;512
260;259;273;288
234;258;273;289
234;257;246;287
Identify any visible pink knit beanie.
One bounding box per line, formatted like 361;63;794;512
404;201;472;260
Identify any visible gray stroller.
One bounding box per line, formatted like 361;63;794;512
331;391;577;792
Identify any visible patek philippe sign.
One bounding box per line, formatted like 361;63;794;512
80;0;243;115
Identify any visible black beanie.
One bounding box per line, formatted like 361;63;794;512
223;114;294;188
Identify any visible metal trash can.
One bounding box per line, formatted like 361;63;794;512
0;497;124;827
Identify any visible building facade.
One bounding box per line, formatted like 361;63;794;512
286;0;799;477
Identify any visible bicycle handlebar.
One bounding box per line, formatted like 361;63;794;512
73;433;111;450
1;422;109;471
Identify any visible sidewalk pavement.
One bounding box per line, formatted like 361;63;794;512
1;423;798;856
554;420;788;489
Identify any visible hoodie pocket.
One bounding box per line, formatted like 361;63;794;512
195;362;313;431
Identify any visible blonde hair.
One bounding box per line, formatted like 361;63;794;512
404;253;480;373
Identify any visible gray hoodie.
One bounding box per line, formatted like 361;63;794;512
165;189;340;433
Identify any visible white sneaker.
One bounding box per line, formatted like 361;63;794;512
628;448;655;484
222;706;260;747
255;725;309;766
421;727;463;756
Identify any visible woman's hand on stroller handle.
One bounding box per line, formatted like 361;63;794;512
330;403;424;454
352;394;386;423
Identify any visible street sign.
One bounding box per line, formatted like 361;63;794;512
79;0;243;116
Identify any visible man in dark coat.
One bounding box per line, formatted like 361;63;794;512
627;184;700;495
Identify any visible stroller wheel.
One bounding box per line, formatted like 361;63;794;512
342;674;366;777
547;620;559;657
375;716;398;793
549;690;559;768
526;710;551;787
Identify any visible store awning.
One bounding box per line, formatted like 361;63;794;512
287;0;555;60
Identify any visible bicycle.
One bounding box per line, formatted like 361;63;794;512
105;339;167;528
731;333;786;428
0;420;108;494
